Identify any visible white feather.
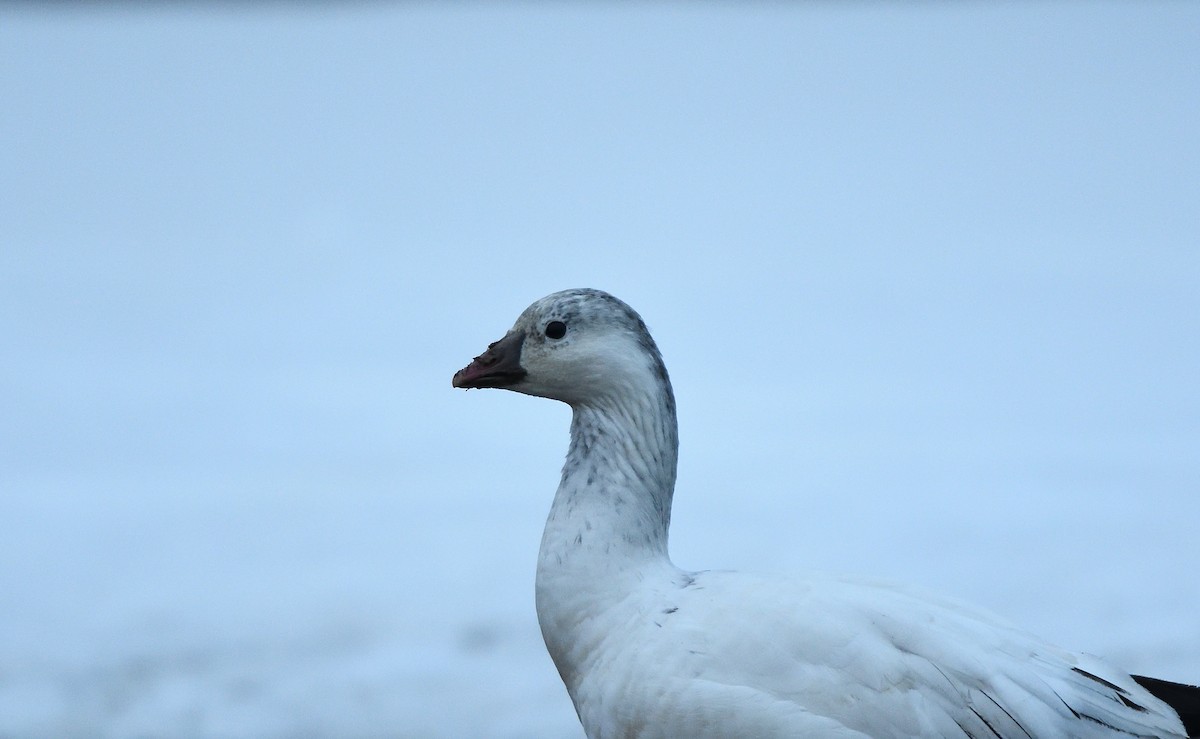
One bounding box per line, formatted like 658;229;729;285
460;288;1188;739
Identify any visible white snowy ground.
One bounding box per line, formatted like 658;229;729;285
1;4;1197;738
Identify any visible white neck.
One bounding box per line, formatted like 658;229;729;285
534;377;680;690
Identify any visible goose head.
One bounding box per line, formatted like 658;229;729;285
452;288;671;407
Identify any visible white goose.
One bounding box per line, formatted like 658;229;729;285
453;288;1197;739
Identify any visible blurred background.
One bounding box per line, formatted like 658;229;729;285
1;2;1197;737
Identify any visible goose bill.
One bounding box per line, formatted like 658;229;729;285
452;330;527;389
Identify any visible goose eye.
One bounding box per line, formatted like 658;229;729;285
545;320;567;340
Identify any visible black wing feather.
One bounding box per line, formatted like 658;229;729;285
1132;675;1200;737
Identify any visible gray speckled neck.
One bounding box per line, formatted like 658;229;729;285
537;364;679;577
535;376;681;692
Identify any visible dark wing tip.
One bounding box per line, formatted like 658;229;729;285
1133;674;1200;737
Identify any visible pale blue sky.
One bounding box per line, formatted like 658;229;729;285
1;4;1197;736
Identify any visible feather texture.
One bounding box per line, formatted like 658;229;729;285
455;288;1191;738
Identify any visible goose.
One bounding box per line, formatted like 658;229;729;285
452;288;1198;738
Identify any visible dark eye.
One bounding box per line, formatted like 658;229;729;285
545;320;567;340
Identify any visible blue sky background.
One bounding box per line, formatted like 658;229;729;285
2;3;1197;736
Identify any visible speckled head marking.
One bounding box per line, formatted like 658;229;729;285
455;288;674;410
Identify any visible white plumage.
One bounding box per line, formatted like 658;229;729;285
453;288;1192;739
